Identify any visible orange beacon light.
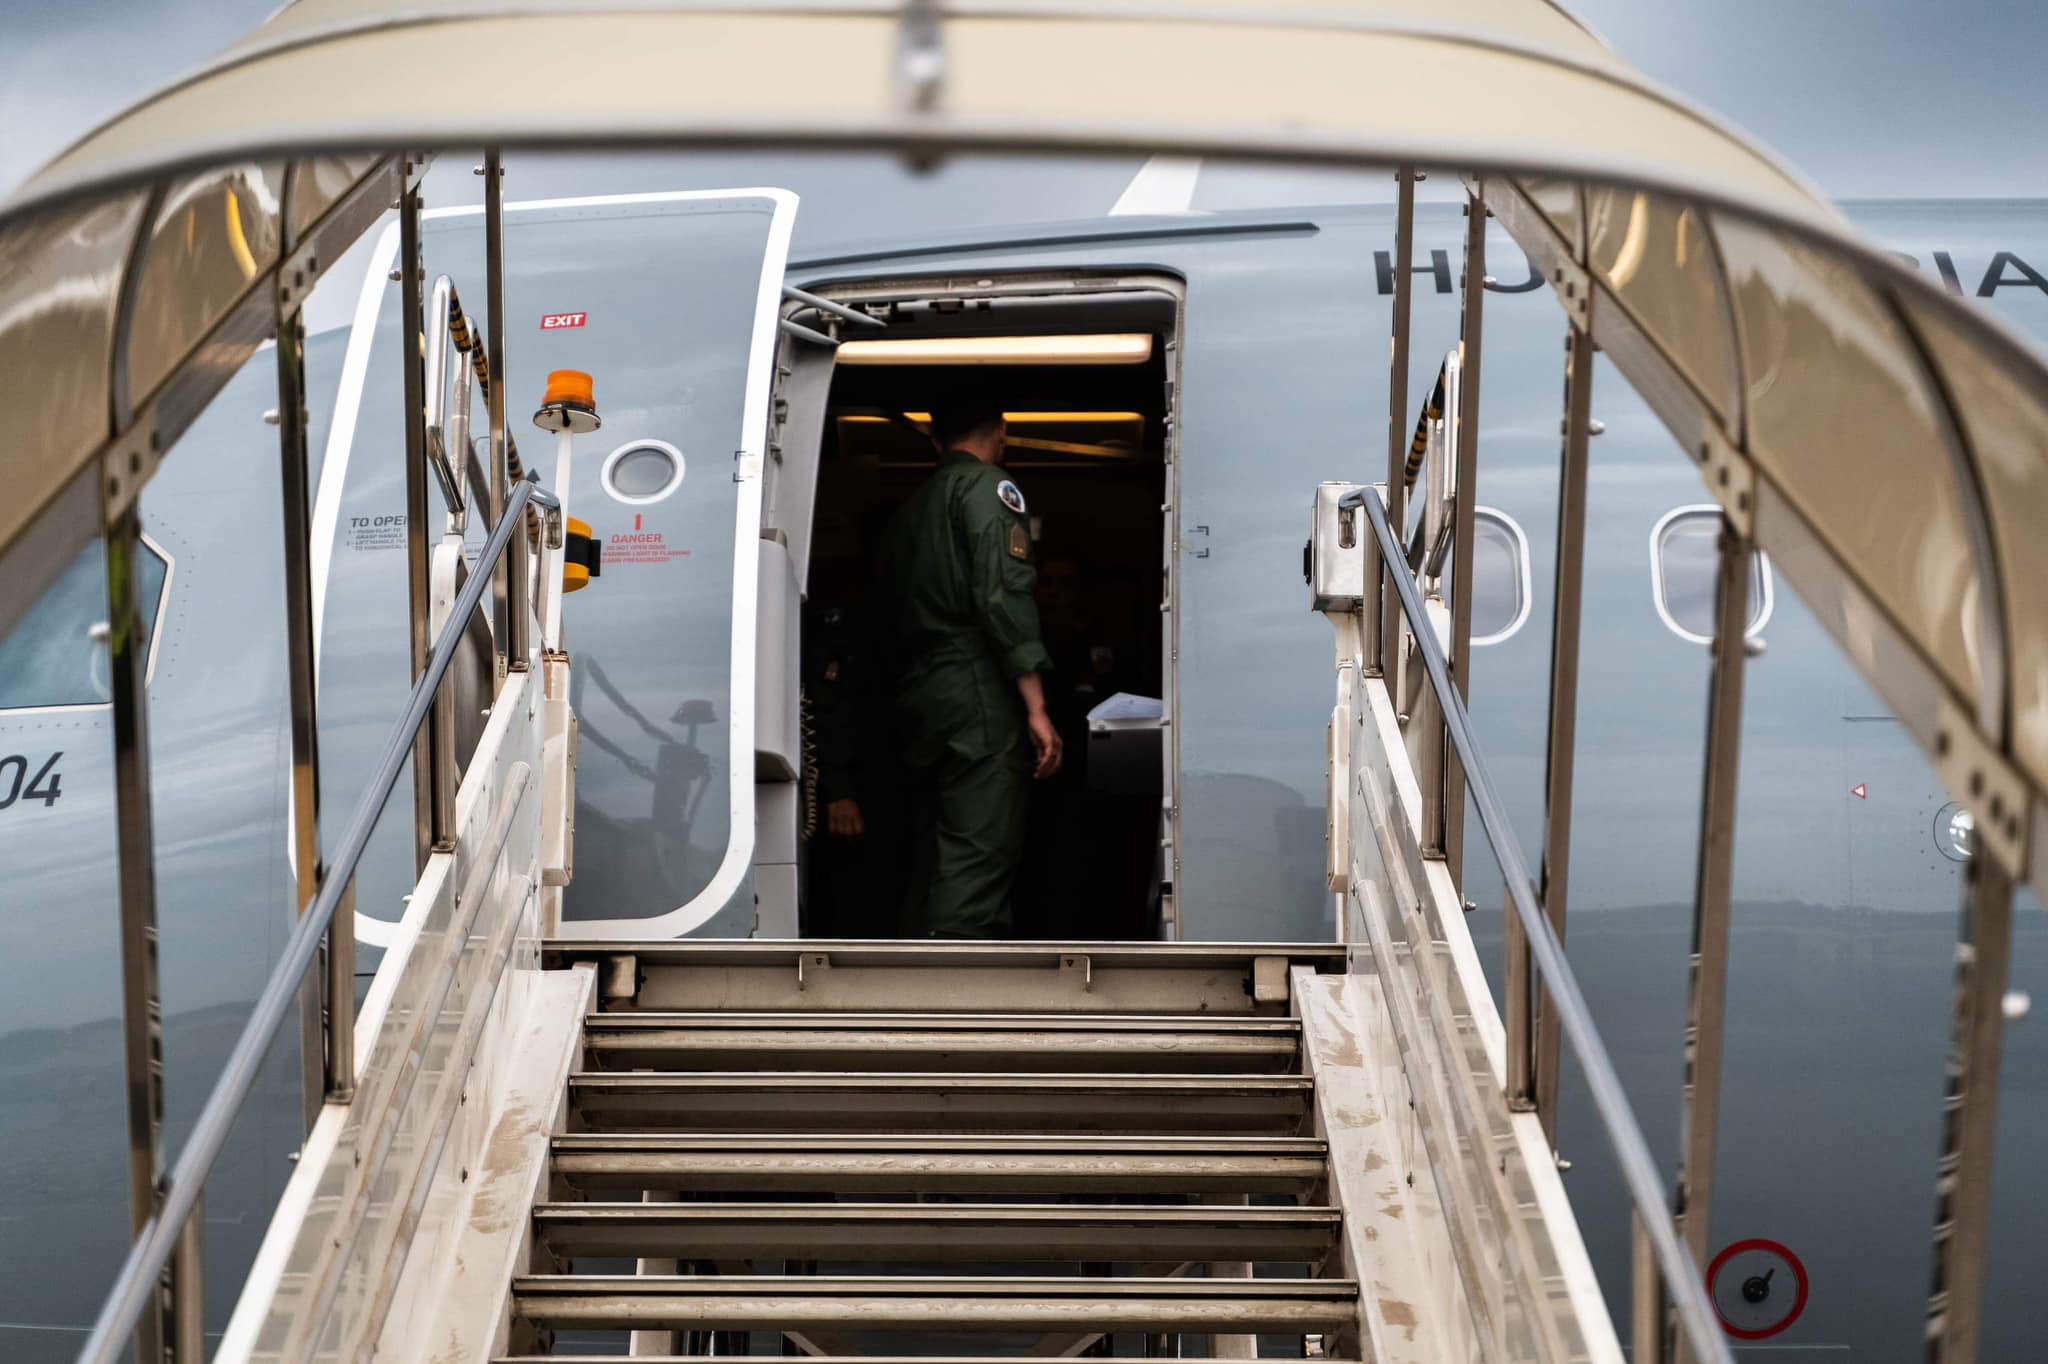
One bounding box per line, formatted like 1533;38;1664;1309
535;368;600;433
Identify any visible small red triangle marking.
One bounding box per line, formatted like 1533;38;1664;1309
1851;784;1867;800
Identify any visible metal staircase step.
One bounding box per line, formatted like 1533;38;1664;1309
580;1012;1303;1073
495;949;1353;1355
566;1073;1314;1133
549;1133;1329;1196
511;1274;1360;1333
546;941;1344;1015
532;1200;1343;1262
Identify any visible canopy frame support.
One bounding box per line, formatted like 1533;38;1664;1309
1373;165;1418;680
105;492;193;1364
1438;184;1486;876
1924;855;2017;1363
399;178;439;865
1665;516;1753;1364
274;164;345;1127
1522;322;1593;1136
479;147;512;667
100;174;191;1364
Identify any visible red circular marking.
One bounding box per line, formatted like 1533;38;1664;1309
1706;1239;1810;1340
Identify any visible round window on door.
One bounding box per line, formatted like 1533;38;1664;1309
601;439;686;505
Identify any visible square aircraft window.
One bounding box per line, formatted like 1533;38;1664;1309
1442;506;1532;645
1651;506;1773;644
0;535;172;711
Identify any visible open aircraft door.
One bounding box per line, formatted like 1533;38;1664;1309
317;188;798;945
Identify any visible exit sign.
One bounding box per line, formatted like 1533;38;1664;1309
540;312;587;330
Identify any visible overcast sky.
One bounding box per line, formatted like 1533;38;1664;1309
3;0;2043;203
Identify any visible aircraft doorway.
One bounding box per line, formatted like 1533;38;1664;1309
794;279;1180;941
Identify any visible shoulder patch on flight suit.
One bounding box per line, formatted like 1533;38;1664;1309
1008;524;1029;560
996;478;1027;515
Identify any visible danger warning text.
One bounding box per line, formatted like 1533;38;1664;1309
608;530;690;566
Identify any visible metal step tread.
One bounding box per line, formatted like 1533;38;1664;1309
532;1200;1342;1260
570;1071;1315;1084
547;941;1339;1016
551;1133;1327;1153
581;1014;1301;1072
512;1274;1360;1330
512;1274;1358;1297
548;1132;1329;1193
567;1072;1315;1133
587;1012;1305;1032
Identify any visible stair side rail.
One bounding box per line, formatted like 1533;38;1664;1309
1312;482;1733;1364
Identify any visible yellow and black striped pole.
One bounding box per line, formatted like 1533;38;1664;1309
1404;362;1447;492
445;286;536;533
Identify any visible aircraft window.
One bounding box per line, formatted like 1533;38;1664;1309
1651;506;1774;644
0;535;172;711
1442;507;1532;645
601;439;686;504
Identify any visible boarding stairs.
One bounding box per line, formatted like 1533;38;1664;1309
75;453;1679;1364
444;942;1408;1362
69;449;1722;1364
69;298;1710;1361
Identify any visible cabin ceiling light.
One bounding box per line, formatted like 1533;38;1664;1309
897;411;1144;425
833;334;1154;365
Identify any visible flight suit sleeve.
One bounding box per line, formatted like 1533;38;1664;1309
959;472;1053;679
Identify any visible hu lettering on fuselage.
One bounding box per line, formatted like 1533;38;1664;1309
1373;248;2048;297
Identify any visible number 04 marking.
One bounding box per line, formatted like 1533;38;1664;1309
0;752;63;810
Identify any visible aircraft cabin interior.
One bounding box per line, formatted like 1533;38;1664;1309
780;277;1177;940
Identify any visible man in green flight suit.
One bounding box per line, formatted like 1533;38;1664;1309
882;390;1063;938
